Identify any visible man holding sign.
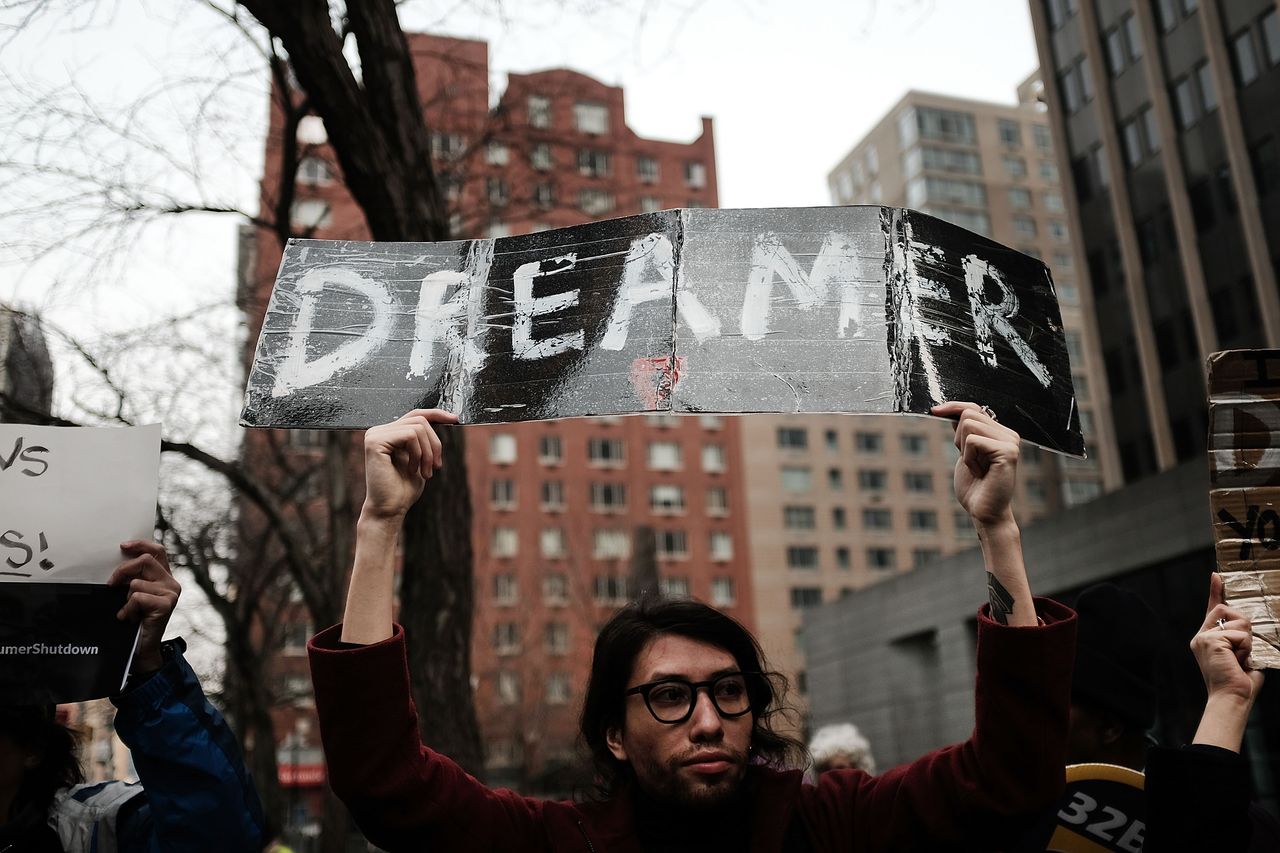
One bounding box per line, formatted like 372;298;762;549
308;403;1078;851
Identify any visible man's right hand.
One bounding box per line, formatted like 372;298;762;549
361;409;458;522
1193;572;1264;706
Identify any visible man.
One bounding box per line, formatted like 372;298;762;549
0;540;264;853
309;402;1077;851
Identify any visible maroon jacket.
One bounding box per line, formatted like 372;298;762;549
309;599;1075;852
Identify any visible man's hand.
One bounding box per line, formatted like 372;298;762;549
1193;572;1264;705
931;401;1020;529
108;540;181;677
361;409;458;522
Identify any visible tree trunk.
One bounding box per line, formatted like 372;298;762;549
398;426;484;777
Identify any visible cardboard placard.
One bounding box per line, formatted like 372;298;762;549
1207;349;1280;669
0;424;159;702
241;207;1083;456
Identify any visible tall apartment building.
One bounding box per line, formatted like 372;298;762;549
1029;0;1280;482
750;84;1122;721
241;32;749;812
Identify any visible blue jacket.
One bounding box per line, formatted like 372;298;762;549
48;639;265;853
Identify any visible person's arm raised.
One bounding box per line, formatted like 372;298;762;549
341;409;457;645
931;401;1037;628
1190;572;1265;751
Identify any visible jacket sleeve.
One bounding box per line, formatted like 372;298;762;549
110;638;266;853
804;597;1077;850
308;623;549;852
1144;745;1252;852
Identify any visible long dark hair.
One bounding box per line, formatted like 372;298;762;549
579;596;805;796
0;706;84;823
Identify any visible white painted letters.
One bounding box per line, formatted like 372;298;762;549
741;232;861;341
602;233;720;350
963;254;1052;388
272;267;394;397
512;253;586;360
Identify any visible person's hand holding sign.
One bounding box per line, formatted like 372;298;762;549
1191;572;1264;752
932;401;1037;628
107;540;181;678
342;409;459;646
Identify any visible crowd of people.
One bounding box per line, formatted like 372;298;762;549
0;401;1273;851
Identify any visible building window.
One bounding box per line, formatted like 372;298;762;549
1233;30;1260;86
656;530;688;559
593;529;630;560
685;161;707;188
543;573;569;606
493;623;521;656
700;415;723;430
660;576;691;598
485;141;510;166
1040;160;1059;183
706;486;729;516
909;510;938;531
1197;62;1218;114
488;433;516;464
588;438;625;466
1105;26;1126;75
533;183;555;209
823;429;839;451
911;107;977;145
863;508;892;530
489;526;517;558
640;196;661;213
1003;155;1027;179
1013;215;1037;238
787;546;819;570
574;101;609;134
590;482;628;512
913;548;941;568
546;673;571;705
858;469;887;491
1044;191;1065;213
1173;77;1198;129
296;115;327;145
711;577;735;607
867;548;896;570
702;444;726;473
528;94;551;128
855;431;883;453
1008;187;1032;209
297;156;332;185
486;177;509;207
648;441;682;471
577;149;611;177
650;484;686;513
710;532;733;561
954;510;977;538
784;505;817;529
430;132;466;160
1263;10;1280;67
836;546;851;569
904;472;933;493
490;479;516;509
530;142;553;170
495;671;521;705
538;434;563;465
493;573;518;606
790;587;822;609
781;466;812;491
832;506;847;529
540;527;566;559
579;189;615;215
545;621;569;655
777;427;808;449
997;119;1022;148
827;467;844;490
1048;220;1069;242
636;156;659;183
290;199;332;229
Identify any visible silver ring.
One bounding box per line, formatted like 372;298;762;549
1216;618;1228;631
980;405;998;421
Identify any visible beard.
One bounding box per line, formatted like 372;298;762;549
629;743;749;811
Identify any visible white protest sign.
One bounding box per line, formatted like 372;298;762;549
0;424;160;583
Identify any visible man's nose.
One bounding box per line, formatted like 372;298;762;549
687;689;724;739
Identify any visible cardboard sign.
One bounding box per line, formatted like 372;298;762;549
241;206;1082;455
1012;763;1147;852
0;424;160;702
1207;350;1280;669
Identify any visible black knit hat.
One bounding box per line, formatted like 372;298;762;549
1072;583;1158;730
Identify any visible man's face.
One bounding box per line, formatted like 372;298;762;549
606;634;753;810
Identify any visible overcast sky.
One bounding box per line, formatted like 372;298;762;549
0;0;1040;328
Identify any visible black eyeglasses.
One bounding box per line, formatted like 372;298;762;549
624;672;763;724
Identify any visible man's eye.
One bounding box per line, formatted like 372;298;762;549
650;685;688;705
715;679;746;698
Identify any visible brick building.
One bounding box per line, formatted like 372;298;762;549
239;31;747;824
